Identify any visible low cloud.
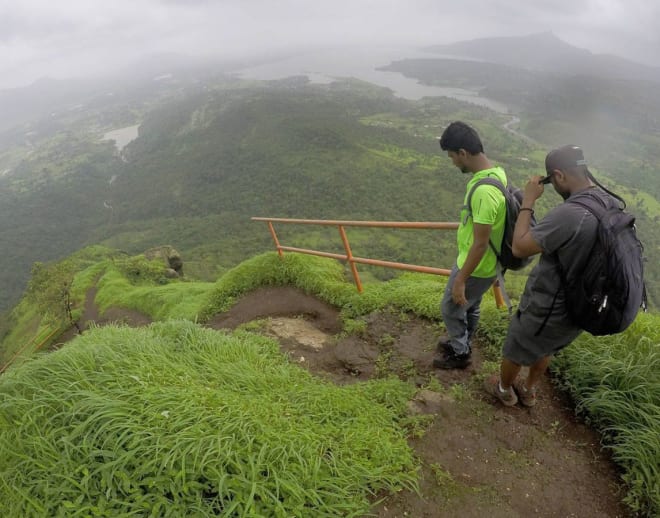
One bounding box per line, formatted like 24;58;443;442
1;0;657;89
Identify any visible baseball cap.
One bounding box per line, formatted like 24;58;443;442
540;145;588;184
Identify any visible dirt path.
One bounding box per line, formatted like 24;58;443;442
53;286;152;348
63;285;631;517
209;287;631;517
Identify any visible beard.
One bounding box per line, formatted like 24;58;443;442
557;187;571;200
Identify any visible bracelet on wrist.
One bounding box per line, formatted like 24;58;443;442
519;207;534;215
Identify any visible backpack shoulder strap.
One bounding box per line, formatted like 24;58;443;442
586;172;627;209
567;191;609;220
465;177;507;216
465;177;508;261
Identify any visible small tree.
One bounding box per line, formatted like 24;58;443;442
26;261;81;334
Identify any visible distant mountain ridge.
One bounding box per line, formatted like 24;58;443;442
426;32;660;82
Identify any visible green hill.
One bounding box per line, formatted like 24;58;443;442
425;31;660;82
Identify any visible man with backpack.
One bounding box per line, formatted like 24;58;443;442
435;121;507;369
484;145;645;407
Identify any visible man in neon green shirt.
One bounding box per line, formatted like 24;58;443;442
435;121;507;369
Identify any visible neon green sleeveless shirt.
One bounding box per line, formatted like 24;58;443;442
456;166;507;278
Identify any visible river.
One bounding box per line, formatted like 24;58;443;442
234;46;509;114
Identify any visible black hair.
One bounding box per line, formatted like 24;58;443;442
439;121;484;155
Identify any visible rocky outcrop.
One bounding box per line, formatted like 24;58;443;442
144;245;183;277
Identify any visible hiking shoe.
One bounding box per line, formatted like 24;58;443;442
513;380;537;407
436;335;452;354
432;350;471;370
483;374;518;407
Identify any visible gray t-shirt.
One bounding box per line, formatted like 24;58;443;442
518;187;618;323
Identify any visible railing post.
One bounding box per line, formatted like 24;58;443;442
267;222;284;258
337;225;363;293
492;282;505;309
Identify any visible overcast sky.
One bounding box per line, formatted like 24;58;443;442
1;0;658;90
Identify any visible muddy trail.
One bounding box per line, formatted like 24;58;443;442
57;285;631;518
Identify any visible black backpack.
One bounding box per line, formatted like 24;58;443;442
466;177;535;272
558;192;647;335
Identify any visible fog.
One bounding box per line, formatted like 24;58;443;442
1;0;659;90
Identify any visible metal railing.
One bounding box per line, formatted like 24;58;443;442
252;217;504;307
0;325;60;375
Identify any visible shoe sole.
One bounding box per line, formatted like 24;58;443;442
432;356;471;369
433;361;471;370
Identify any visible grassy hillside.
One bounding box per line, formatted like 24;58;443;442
1;250;658;515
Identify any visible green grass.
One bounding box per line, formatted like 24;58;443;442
0;321;418;517
550;313;660;516
2;249;659;516
94;267;213;322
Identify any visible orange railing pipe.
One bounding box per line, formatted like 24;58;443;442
252;217;503;308
252;217;459;230
338;225;362;292
277;246;453;276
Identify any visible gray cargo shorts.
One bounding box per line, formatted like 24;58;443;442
503;309;582;366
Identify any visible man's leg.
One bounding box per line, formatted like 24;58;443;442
440;267;470;355
508;355;552;407
498;320;551;407
466;292;484;345
500;357;521;389
525;355;551;390
489;308;579;406
453;272;495;353
484;312;524;406
441;267;495;355
437;267;495;368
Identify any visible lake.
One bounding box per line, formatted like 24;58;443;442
234;46;509;114
101;124;140;152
